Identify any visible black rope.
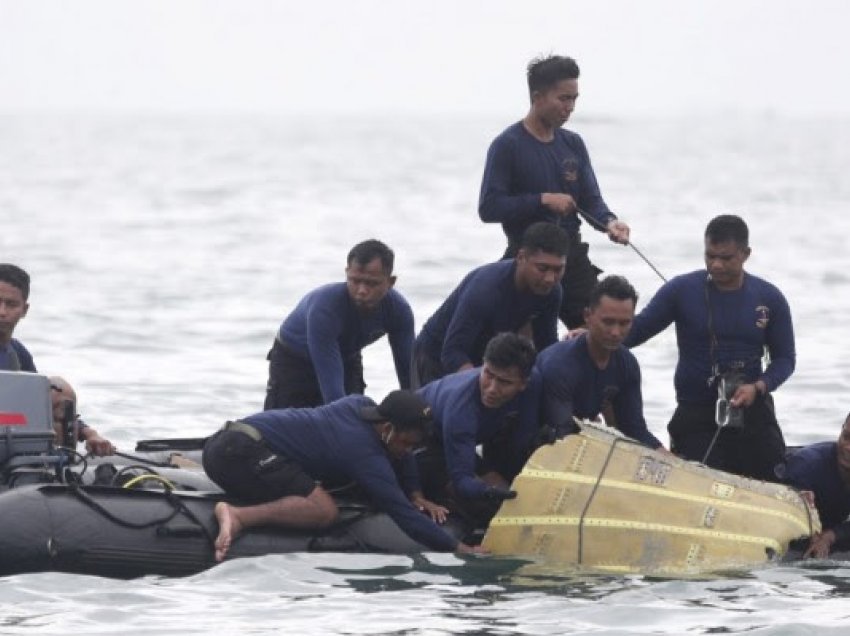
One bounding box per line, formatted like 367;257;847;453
110;450;177;469
67;482;183;529
577;436;634;565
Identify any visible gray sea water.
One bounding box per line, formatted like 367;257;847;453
1;110;849;634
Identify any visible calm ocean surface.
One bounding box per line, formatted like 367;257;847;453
1;111;849;634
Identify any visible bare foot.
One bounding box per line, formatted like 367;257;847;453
213;502;243;562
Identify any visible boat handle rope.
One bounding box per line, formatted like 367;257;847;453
65;483;217;552
110;450;179;469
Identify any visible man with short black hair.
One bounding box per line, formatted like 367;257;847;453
265;240;414;409
415;333;541;524
479;54;630;328
625;215;795;480
0;263;35;372
537;276;663;449
412;222;567;386
204;390;482;561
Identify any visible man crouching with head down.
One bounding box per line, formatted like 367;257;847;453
203;391;485;561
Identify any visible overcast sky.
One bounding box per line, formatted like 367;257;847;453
1;0;848;116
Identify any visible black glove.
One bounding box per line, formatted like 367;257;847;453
537;425;558;446
484;487;518;501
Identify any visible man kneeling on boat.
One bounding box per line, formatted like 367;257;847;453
203;391;484;561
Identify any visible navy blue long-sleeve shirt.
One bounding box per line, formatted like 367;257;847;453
244;395;457;551
416;368;542;499
416;260;560;373
0;340;36;372
478;121;616;247
624;270;795;405
536;335;662;448
782;442;850;542
278;283;414;403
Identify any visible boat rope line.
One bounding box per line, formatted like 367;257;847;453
110;450;179;469
67;483;182;529
576;206;668;283
576;436;623;565
64;484;216;551
515;467;812;534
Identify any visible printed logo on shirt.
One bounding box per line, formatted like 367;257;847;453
561;158;578;183
755;305;770;329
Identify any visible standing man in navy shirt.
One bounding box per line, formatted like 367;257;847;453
416;333;541;525
265;240;414;409
536;276;663;450
0;264;36;372
625;215;795;480
479;54;630;329
779;412;850;558
412;222;568;387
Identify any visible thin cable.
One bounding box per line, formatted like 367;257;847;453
576;206;667;283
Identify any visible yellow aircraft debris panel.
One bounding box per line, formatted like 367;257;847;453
482;422;819;575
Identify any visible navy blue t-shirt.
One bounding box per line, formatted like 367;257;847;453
417;368;542;499
479;121;616;247
416;260;560;373
0;340;36;372
625;270;795;405
244;395;457;551
536;335;662;448
278;283;414;403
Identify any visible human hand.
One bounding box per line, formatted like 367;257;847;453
561;327;587;341
730;383;760;408
606;220;630;244
803;529;836;559
541;193;577;216
413;497;449;524
456;542;490;555
85;433;116;457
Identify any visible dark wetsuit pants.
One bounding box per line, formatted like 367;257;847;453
264;338;365;409
668;395;786;482
203;423;316;503
410;340;445;390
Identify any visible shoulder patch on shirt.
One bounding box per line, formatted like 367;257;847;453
755;305;770;329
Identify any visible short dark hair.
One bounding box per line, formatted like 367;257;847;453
527;55;580;96
519;222;571;258
705;215;749;248
588;275;638;310
347;240;395;275
0;264;30;301
483;332;536;379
